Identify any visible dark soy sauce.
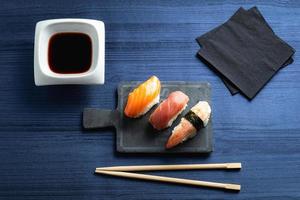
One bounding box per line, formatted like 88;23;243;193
48;32;92;74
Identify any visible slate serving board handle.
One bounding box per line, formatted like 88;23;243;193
83;108;119;129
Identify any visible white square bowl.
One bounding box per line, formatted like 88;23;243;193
34;19;105;85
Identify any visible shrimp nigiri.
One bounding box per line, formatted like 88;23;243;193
166;101;211;149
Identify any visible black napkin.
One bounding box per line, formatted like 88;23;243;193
196;7;295;99
198;7;294;95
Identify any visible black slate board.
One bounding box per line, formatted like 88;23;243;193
83;82;213;153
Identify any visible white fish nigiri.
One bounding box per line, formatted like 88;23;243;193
166;101;211;149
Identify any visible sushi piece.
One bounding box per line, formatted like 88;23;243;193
124;76;161;118
166;101;211;149
149;91;189;130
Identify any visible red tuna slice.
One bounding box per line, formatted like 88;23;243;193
149;91;189;130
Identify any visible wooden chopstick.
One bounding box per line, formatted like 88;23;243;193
95;170;241;191
96;163;241;171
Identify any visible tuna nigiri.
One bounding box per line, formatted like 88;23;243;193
124;76;161;118
166;101;211;149
149;91;189;130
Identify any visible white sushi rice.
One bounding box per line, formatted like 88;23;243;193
191;101;211;127
134;95;160;118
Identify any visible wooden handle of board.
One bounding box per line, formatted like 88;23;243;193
96;163;242;171
95;170;241;191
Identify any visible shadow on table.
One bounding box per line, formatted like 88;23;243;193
13;45;94;109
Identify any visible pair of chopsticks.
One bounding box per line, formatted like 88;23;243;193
95;163;242;191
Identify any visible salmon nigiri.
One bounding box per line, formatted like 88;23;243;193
149;91;189;130
166;101;211;149
124;76;161;118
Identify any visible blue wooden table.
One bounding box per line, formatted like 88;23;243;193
1;0;300;199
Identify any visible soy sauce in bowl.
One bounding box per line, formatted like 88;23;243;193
48;32;92;74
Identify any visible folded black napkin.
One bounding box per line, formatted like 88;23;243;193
196;7;295;99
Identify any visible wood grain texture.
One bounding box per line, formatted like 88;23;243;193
0;0;300;199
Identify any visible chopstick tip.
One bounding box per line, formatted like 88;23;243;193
95;169;104;174
225;184;241;191
227;163;242;169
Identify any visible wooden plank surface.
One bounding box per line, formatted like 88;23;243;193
0;0;300;199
